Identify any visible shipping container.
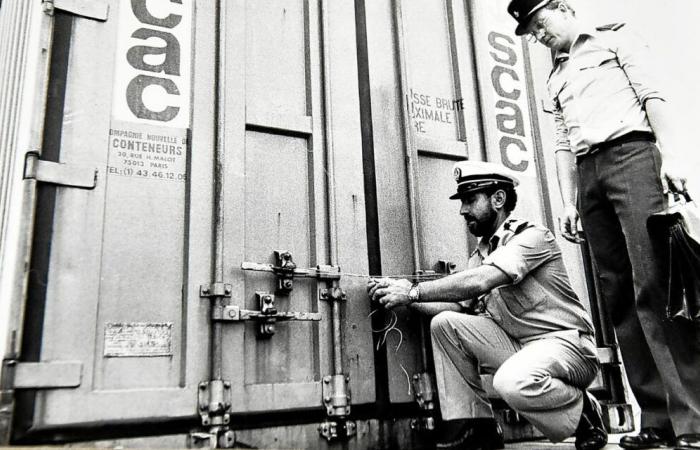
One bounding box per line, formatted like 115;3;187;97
0;0;637;447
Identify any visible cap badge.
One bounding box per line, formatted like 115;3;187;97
453;167;462;180
513;10;520;18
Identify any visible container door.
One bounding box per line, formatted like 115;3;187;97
361;0;629;429
216;0;377;417
16;0;210;434
17;0;376;439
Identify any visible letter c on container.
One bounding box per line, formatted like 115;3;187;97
492;66;521;101
126;74;180;122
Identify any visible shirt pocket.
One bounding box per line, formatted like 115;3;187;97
497;280;547;316
576;52;616;71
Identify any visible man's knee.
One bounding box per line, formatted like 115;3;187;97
493;366;549;410
429;311;463;338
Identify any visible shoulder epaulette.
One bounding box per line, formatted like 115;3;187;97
503;218;532;235
596;23;626;32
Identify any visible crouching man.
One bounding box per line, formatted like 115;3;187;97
368;161;606;450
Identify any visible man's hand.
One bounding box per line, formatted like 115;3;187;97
660;154;688;194
559;204;585;244
367;278;413;310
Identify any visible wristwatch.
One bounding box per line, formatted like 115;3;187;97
408;283;420;304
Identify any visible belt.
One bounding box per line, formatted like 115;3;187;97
585;131;655;158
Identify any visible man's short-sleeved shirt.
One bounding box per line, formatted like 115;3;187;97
547;24;664;156
468;217;595;343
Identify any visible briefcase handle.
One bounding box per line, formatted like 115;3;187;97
668;191;693;205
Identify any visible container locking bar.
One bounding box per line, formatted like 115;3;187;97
241;251;341;293
213;292;322;338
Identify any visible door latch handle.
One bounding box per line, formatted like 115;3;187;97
241;251;341;293
213;292;322;338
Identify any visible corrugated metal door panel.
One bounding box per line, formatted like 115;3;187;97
322;0;376;405
363;0;418;406
222;0;375;413
26;0;211;427
223;0;330;414
365;0;475;404
416;155;470;273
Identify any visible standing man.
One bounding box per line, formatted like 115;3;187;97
506;1;700;448
368;161;606;450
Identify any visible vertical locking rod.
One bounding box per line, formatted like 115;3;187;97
194;1;233;447
392;0;431;374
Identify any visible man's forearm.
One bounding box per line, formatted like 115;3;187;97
555;150;578;206
417;265;508;303
645;98;677;159
410;302;462;317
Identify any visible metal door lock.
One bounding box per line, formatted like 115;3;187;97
274;251;297;292
258;292;278;337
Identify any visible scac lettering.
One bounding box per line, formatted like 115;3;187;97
126;0;183;122
488;31;529;173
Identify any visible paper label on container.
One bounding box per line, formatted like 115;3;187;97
104;322;173;357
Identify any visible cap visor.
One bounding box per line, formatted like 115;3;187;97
515;22;528;36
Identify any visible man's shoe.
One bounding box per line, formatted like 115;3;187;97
676;433;700;449
619;427;675;449
435;418;505;450
575;391;608;450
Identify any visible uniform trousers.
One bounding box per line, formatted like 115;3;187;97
577;139;700;434
430;312;598;442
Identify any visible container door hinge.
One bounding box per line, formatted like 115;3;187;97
5;360;82;389
24;153;97;189
42;0;109;21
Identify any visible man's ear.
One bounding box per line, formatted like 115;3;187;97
491;189;507;210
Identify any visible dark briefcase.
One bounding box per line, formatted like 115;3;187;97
648;192;700;322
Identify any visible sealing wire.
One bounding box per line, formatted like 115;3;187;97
369;308;412;396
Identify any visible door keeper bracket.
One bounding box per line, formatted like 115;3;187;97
43;0;109;21
24;152;98;189
6;360;82;389
200;283;232;298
